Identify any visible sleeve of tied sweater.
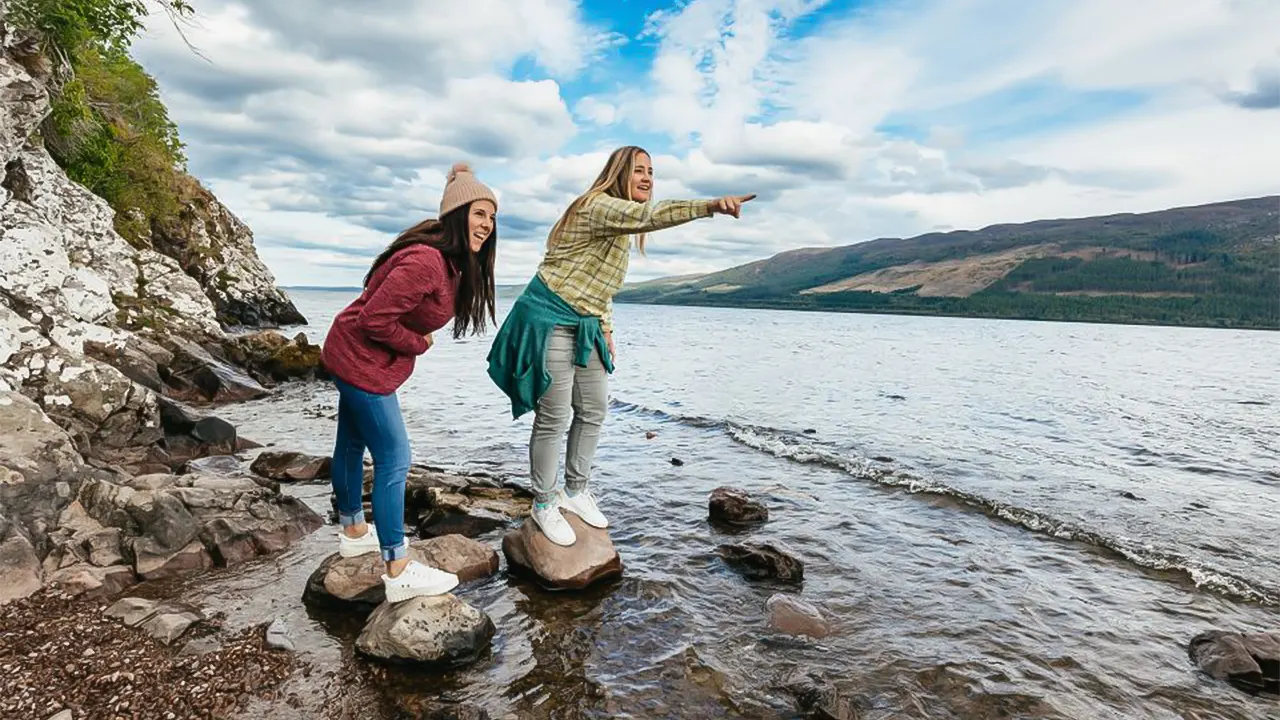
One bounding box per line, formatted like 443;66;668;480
586;194;712;240
355;252;438;356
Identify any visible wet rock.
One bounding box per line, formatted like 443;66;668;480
355;594;495;666
717;542;804;583
153;397;245;468
156;395;203;435
265;617;295;652
708;486;769;526
1189;630;1280;695
767;594;831;638
139;603;204;645
191;415;237;447
224;330;323;382
778;670;861;720
424;485;530;524
105;596;161;626
181;454;243;476
105;595;206;645
250;450;331;481
420;703;492;720
0;391;84;484
413;534;501;582
304;535;498;611
338;465;521;533
418;505;510;539
502;512;623;590
0;520;42;604
160;335;269;404
670;457;684;466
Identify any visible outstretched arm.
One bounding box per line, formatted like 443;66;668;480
586;194;711;239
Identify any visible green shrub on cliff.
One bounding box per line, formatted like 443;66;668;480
8;0;194;247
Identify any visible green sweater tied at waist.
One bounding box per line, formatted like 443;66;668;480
486;274;614;419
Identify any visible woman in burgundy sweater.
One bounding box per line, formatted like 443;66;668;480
320;163;498;602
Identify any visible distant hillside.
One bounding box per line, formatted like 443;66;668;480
616;196;1280;329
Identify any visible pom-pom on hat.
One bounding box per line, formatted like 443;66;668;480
439;162;498;218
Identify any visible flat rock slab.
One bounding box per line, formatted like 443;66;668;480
356;594;495;667
502;513;622;590
265;617;295;651
304;535;499;612
48;563;136;599
105;596;205;645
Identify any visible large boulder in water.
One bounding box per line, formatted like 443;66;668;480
717;542;804;583
501;512;622;590
355;594;495;666
766;593;831;639
304;535;499;612
708;486;769;526
1189;630;1280;695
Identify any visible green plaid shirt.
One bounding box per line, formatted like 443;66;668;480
537;194;712;332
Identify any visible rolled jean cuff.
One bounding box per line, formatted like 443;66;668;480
339;510;366;528
381;539;408;562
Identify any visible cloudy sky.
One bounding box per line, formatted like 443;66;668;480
133;0;1280;288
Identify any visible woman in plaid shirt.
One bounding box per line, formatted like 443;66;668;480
488;145;754;546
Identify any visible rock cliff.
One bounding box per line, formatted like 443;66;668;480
0;6;324;605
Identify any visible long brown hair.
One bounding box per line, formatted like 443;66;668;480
363;202;497;339
547;145;651;254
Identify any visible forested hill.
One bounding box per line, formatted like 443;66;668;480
615;196;1279;329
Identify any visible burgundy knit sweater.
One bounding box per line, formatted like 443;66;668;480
321;243;459;395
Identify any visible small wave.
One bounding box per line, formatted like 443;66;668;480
610;397;1280;607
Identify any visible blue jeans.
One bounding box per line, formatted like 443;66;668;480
331;377;411;561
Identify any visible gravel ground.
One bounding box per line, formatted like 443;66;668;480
0;588;307;719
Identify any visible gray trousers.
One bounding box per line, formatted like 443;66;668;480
529;326;608;504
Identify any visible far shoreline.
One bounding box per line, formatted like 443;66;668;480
611;297;1280;333
279;286;1278;333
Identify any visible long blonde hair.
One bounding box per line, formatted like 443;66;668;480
546;145;651;254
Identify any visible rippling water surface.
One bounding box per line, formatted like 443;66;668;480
202;289;1278;719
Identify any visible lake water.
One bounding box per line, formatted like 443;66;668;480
212;288;1280;719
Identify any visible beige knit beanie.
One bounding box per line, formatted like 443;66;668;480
439;162;498;218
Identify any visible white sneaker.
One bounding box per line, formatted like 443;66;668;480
531;500;576;546
559;487;608;529
338;524;380;558
382;560;459;603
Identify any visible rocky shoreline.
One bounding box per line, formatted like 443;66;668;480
2;3;1276;715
